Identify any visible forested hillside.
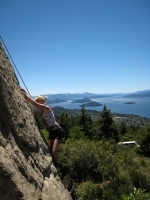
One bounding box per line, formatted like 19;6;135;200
35;105;150;200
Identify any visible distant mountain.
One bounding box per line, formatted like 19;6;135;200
45;93;95;100
89;94;118;98
123;90;150;97
40;90;150;100
72;97;92;103
43;92;127;100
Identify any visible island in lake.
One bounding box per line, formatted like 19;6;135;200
80;101;103;107
47;98;67;104
72;97;92;103
124;102;136;104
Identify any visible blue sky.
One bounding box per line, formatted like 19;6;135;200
0;0;150;95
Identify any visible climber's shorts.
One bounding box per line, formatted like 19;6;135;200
48;126;66;141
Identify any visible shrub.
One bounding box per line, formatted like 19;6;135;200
121;187;150;200
76;181;103;200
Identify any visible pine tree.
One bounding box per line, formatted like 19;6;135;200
77;105;93;139
58;111;73;136
140;125;150;157
97;105;119;141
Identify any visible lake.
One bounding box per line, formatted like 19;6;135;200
50;97;150;118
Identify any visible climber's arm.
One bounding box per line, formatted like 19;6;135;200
21;91;47;111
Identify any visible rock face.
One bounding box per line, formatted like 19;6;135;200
0;42;72;200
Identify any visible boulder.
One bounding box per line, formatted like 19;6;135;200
0;42;72;200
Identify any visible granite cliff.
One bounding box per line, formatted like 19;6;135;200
0;42;72;200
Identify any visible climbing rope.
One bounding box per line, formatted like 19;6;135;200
0;36;49;149
0;35;36;116
0;35;31;97
0;36;50;149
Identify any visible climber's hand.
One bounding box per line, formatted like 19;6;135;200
20;88;27;93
